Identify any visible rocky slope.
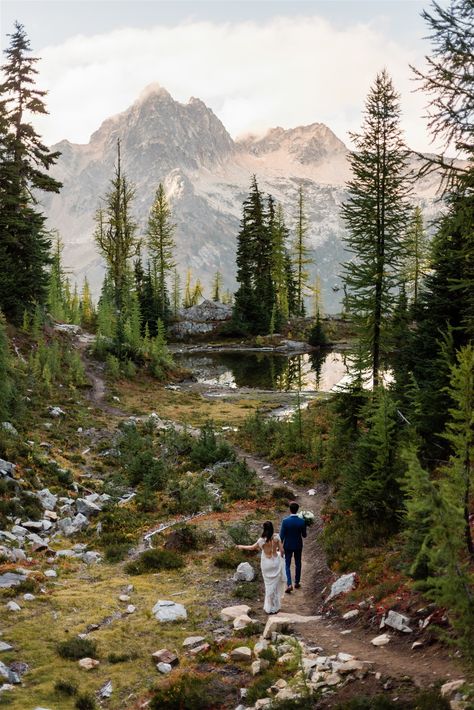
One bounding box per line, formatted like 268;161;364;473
41;83;441;313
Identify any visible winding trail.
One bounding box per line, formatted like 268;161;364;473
76;334;465;689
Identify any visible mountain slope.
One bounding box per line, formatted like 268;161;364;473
41;83;439;313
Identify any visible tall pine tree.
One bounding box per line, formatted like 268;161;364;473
0;23;61;322
146;183;176;324
341;70;411;387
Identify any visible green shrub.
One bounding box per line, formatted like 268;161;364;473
211;459;260;501
226;522;253;545
307;312;328;347
104;544;130;563
57;637;97;660
246;670;280;704
271;485;296;501
237;621;264;637
54;679;78;696
234;582;260;600
125;548;185;575
164;524;200;552
106;353;121;380
168;475;213;515
150;674;227;710
75;692;97;710
107;651;138;664
213;548;247;569
189;421;235;468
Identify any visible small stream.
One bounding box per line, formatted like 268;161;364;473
174;349;348;393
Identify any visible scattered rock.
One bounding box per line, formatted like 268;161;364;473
251;659;270;675
119;594;131;602
220;604;251;621
36;489;57;511
0;572;27;589
152;600;187;622
381;610;412;633
0;459;15;477
441;679;465;697
188;643;211;656
82;551;101;565
48;406;65;418
233;562;255;582
183;636;205;649
253;639;269;657
371;633;391;646
263;612;322;639
230;646;252;661
326;572;358;602
6;602;21;612
125;605;136;614
44;569;57;578
99;680;113;698
233;614;254;630
342;609;359;620
76;498;101;517
1;422;18;436
23;594;35;602
152;649;179;666
157;662;172;674
255;699;272;709
0;643;13;653
78;658;100;670
338;660;365;674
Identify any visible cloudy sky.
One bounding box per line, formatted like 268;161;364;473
1;1;442;152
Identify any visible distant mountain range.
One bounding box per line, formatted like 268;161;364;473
41;83;441;313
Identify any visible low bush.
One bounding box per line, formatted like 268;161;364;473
167;475;213;515
213;548;247;569
54;679;78;696
271;485;296;501
75;693;97;710
108;651;138;663
234;582;260;600
57;637;97;660
104;544;130;563
237;621;264;637
164;524;200;552
125;548;185;575
150;673;228;710
189;421;235;468
246;670;281;704
226;522;253;545
211;460;260;501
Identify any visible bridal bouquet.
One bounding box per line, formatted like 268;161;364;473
298;510;315;526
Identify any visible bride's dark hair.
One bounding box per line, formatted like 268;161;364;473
262;521;274;542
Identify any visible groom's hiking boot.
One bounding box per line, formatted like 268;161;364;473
295;583;301;589
285;586;293;594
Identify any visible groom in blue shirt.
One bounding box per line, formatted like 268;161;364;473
280;501;307;593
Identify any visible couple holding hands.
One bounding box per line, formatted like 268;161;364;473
237;501;308;614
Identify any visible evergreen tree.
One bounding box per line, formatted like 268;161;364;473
271;203;290;322
171;267;181;317
146;183;176;323
48;234;67;321
340;388;404;535
192;278;203;305
0;23;61;323
292;185;312;316
403;207;430;307
311;274;324;318
0;311;13;421
94;140;139;353
341;70;412;388
183;269;193;308
80;277;95;331
233;177;275;333
212;271;222;302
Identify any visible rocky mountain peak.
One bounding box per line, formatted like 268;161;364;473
237;123;347;164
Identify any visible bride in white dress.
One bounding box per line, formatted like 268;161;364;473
237;521;286;614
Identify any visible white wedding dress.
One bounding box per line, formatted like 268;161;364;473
257;533;286;614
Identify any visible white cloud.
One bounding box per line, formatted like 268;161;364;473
32;15;435;151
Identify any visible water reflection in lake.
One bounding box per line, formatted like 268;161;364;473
175;349;348;392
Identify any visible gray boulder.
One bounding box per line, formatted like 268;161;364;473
1;423;18;436
82;551;101;565
152;600;187;622
233;562;255;582
36;489;57;511
382;610;412;633
0;459;15;477
76;498;101;517
48;406;65;418
71;513;89;532
326;573;357;602
0;572;27;589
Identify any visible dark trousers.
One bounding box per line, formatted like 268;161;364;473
284;548;302;586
